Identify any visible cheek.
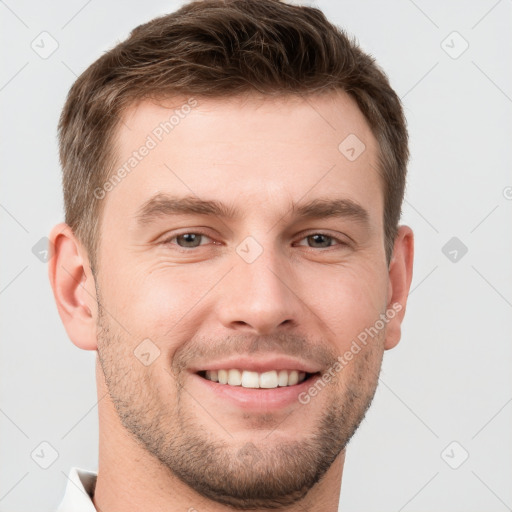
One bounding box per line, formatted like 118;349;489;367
107;262;215;342
303;263;388;348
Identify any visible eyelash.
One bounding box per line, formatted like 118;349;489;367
160;230;348;251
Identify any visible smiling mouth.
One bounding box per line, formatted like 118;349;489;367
196;369;319;389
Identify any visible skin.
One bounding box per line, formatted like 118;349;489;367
49;90;414;512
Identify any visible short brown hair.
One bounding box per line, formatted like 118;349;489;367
58;0;408;268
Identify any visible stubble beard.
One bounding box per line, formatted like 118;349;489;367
95;300;384;509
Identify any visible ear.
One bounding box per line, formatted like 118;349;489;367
48;223;98;351
384;225;414;350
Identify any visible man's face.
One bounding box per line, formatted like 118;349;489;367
94;92;394;508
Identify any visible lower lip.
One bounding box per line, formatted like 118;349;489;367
190;372;321;412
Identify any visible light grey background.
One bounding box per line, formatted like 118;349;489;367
1;1;511;511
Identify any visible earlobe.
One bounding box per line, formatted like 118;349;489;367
48;223;98;351
384;225;414;350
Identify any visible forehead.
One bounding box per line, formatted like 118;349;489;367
103;91;382;227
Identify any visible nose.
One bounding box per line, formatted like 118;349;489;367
216;245;303;335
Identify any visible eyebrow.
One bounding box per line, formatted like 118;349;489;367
135;193;369;226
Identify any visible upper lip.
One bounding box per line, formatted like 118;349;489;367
189;355;322;374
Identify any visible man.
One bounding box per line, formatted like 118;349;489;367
48;0;414;510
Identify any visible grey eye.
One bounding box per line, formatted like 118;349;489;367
306;234;334;248
176;233;203;248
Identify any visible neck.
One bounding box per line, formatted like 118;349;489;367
92;357;345;512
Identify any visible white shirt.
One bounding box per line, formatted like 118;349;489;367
56;467;97;512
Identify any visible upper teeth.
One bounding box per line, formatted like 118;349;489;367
204;369;307;388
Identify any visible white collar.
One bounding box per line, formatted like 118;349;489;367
56;467;97;512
